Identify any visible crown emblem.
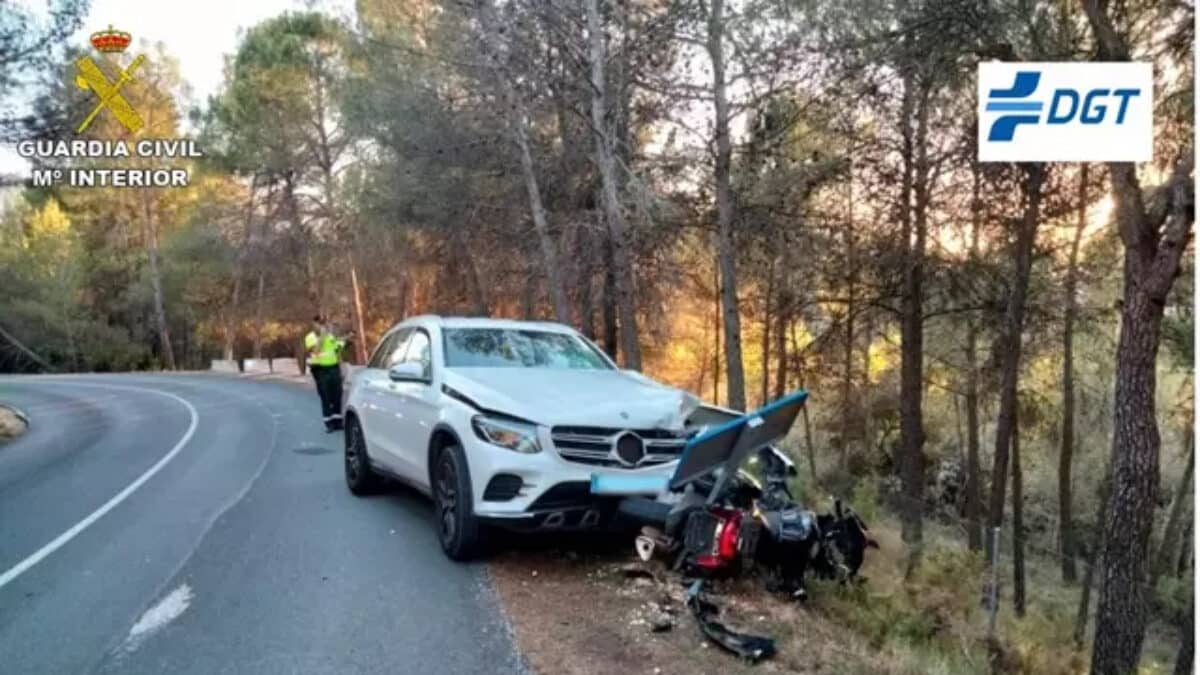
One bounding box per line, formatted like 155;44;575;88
90;25;131;53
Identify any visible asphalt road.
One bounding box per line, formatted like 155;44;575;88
0;374;523;675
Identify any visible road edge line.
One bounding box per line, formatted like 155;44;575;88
0;383;199;591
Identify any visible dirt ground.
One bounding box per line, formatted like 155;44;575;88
0;406;27;440
488;536;889;675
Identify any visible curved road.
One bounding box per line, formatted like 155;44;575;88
0;374;522;674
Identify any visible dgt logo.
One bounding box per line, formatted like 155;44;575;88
978;62;1153;162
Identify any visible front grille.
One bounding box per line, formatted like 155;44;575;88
551;426;688;468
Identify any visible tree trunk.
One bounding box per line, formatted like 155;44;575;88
576;224;595;339
253;271;265;359
603;236;619;358
712;260;721;404
223;178;258;361
841;306;854;470
1177;514;1192;578
1079;7;1194;671
1153;430;1194;582
1092;226;1187;674
707;0;746;411
452;224;489;316
1076;471;1113;648
773;289;788;399
225;273;243;361
987;164;1044;550
1012;413;1026;617
586;0;641;369
761;256;774;405
475;0;569;324
862;304;874;465
349;258;368;363
1174;604;1194;675
897;72;928;554
142;194;175;370
1060;164;1088;582
965;161;983;551
842;173;856;468
1075;547;1097;648
792;321;817;483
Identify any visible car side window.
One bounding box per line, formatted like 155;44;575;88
367;332;396;369
400;329;432;380
367;328;412;370
384;328;413;369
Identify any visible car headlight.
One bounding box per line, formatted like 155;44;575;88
471;414;541;454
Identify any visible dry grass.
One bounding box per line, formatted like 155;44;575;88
488;516;1185;675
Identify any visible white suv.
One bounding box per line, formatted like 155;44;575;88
342;316;701;560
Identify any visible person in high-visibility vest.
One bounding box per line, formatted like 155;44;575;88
305;315;352;432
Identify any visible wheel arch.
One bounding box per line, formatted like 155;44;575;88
427;423;465;486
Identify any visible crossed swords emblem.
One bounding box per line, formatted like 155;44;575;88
74;54;145;134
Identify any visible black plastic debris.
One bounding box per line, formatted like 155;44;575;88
685;580;776;663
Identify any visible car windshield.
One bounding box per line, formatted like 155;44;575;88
443;328;613;370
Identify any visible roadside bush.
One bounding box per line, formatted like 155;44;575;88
1003;604;1086;675
1153;574;1192;625
849;476;881;525
905;546;986;635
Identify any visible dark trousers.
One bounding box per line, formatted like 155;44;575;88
310;364;343;428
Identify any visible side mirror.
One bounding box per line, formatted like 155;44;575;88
387;362;426;382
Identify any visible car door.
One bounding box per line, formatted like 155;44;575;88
359;328;411;471
383;327;440;485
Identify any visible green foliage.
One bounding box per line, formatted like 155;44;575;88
849;476;881;525
1153;574;1193;627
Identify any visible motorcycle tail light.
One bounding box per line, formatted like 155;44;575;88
716;511;742;561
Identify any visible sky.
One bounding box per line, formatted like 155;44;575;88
1;0;355;177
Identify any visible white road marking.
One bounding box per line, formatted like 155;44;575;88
0;382;199;591
126;583;194;644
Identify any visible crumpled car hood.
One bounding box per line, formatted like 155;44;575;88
443;367;699;429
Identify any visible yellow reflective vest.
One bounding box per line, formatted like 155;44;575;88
305;331;344;367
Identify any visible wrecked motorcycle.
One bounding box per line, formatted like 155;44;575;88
594;390;878;663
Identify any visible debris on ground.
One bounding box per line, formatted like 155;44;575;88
0;406;27;440
601;390;880;664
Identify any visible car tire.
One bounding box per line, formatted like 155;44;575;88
433;443;483;561
345;416;383;495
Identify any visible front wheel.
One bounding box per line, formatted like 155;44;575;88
433;444;483;561
345;417;383;495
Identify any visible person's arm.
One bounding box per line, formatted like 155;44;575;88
305;332;320;360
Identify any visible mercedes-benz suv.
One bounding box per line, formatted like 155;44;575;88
342;316;701;560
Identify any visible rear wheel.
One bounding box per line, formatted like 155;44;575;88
433;443;483;560
344;417;383;495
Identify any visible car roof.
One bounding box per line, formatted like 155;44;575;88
391;315;579;335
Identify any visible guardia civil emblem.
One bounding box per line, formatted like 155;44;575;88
75;26;145;134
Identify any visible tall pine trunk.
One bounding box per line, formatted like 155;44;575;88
1174;604;1194;675
965;160;983;550
586;0;641;369
1153;431;1193;583
1012;411;1026;616
897;71;928;556
1090;175;1192;672
707;0;746;411
348;258;368;363
761;256;774;405
987;164;1043;553
475;0;569;324
142;193;175;370
603;237;619;357
1079;4;1195;668
1060;164;1088;582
